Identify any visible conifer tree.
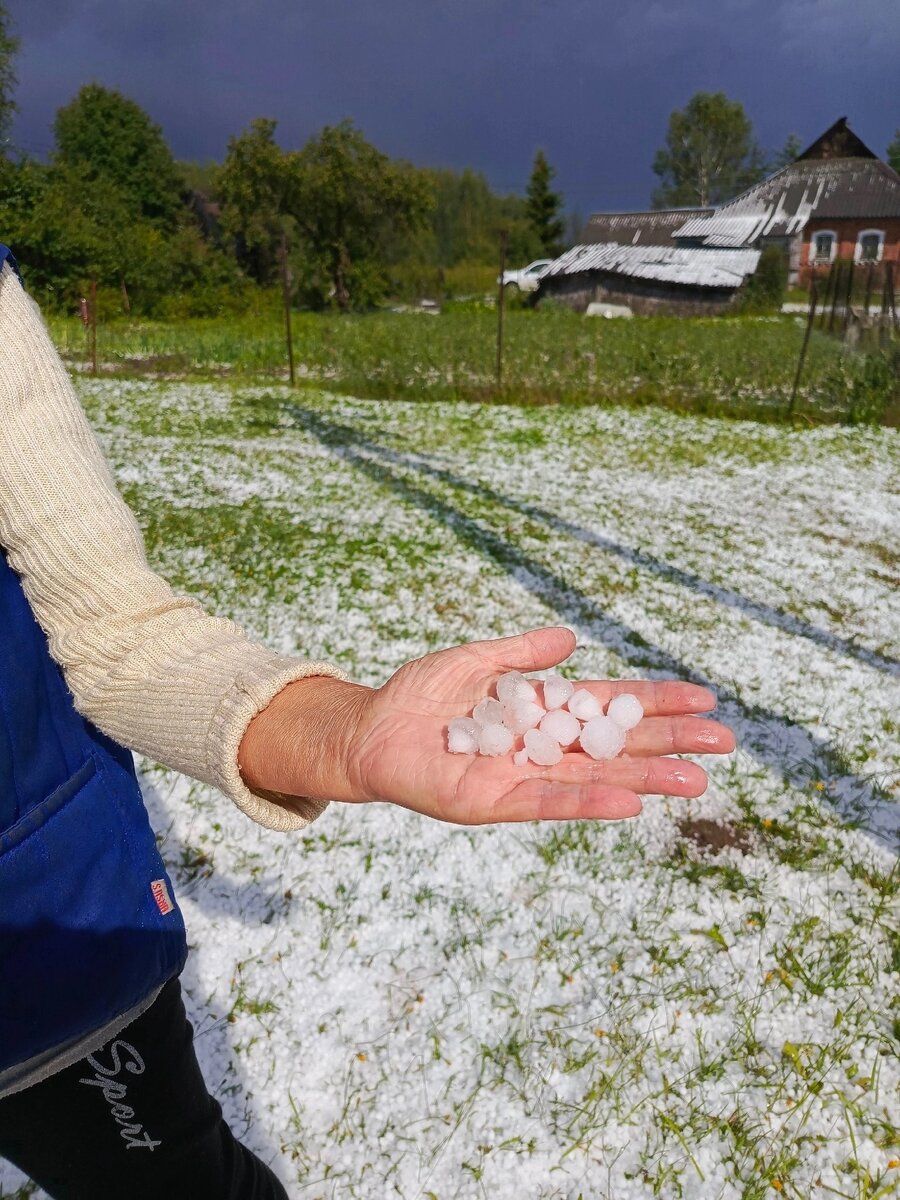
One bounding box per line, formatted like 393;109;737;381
888;129;900;174
525;150;564;257
774;133;802;170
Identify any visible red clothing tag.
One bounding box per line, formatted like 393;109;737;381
150;879;174;916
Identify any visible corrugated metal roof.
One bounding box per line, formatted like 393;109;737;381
581;208;712;246
542;243;760;289
674;158;900;246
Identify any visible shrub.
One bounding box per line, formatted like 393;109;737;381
385;260;496;303
842;349;900;425
740;244;788;314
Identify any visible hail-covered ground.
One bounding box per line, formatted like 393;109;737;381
3;381;898;1200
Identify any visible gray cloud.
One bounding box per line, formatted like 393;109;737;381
7;0;898;213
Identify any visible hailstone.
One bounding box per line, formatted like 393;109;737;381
502;699;545;736
448;717;480;754
606;693;644;731
479;723;514;757
539;708;581;747
523;728;563;766
496;671;538;704
473;697;504;727
579;715;626;760
542;673;575;710
567;689;602;721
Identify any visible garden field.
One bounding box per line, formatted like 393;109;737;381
2;376;898;1200
46;306;895;425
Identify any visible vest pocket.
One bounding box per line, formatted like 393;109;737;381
0;756;97;855
0;753;187;1073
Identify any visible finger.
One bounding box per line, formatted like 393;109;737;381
466;626;577;673
579;679;718;716
486;778;643;824
546;753;709;798
455;753;707;823
623;716;736;758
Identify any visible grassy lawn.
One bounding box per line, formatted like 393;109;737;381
4;378;896;1199
45;306;877;424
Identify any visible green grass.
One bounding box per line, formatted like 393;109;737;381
47;307;868;423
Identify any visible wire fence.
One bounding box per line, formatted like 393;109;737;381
808;258;898;350
787;260;898;421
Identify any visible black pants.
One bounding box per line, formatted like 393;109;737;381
0;978;290;1200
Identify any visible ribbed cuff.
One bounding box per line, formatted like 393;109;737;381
208;649;350;832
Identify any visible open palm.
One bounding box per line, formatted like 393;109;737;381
349;627;734;824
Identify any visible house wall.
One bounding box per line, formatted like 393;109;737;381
538;271;740;316
800;218;900;284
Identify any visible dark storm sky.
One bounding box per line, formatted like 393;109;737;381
7;0;898;215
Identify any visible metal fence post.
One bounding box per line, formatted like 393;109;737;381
841;259;855;338
90;277;98;377
788;280;817;420
827;261;843;333
279;230;296;387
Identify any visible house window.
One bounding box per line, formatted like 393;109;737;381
811;231;836;263
855;229;885;263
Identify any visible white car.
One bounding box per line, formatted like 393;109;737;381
498;259;554;292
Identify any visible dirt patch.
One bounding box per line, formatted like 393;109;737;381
64;353;242;379
677;817;751;854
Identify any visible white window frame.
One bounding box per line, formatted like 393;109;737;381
810;229;838;264
854;228;885;264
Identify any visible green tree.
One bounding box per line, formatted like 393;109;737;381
652;91;767;208
177;158;220;195
888;129;900;174
53;84;183;229
0;157;168;307
218;118;293;285
1;86;244;315
0;1;17;152
525;149;564;256
291;120;432;310
774;132;802;170
405;167;535;268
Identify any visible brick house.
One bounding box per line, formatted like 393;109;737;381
674;118;900;286
538;118;900;313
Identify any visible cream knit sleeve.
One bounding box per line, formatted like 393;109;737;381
0;263;345;831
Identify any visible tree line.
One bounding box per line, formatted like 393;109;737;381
0;83;565;316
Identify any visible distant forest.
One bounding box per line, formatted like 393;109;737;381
0;76;562;316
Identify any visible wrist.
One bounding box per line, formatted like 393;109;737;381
238;675;373;805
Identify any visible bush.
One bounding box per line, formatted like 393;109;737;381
842;349;899;425
740;244;788;314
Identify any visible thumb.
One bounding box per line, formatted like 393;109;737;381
480;626;577;673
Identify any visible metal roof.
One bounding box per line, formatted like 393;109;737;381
580;208;713;247
673;158;900;247
542;243;760;289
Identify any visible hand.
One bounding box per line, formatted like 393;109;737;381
239;627;735;826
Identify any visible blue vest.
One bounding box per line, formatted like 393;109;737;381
0;246;187;1074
